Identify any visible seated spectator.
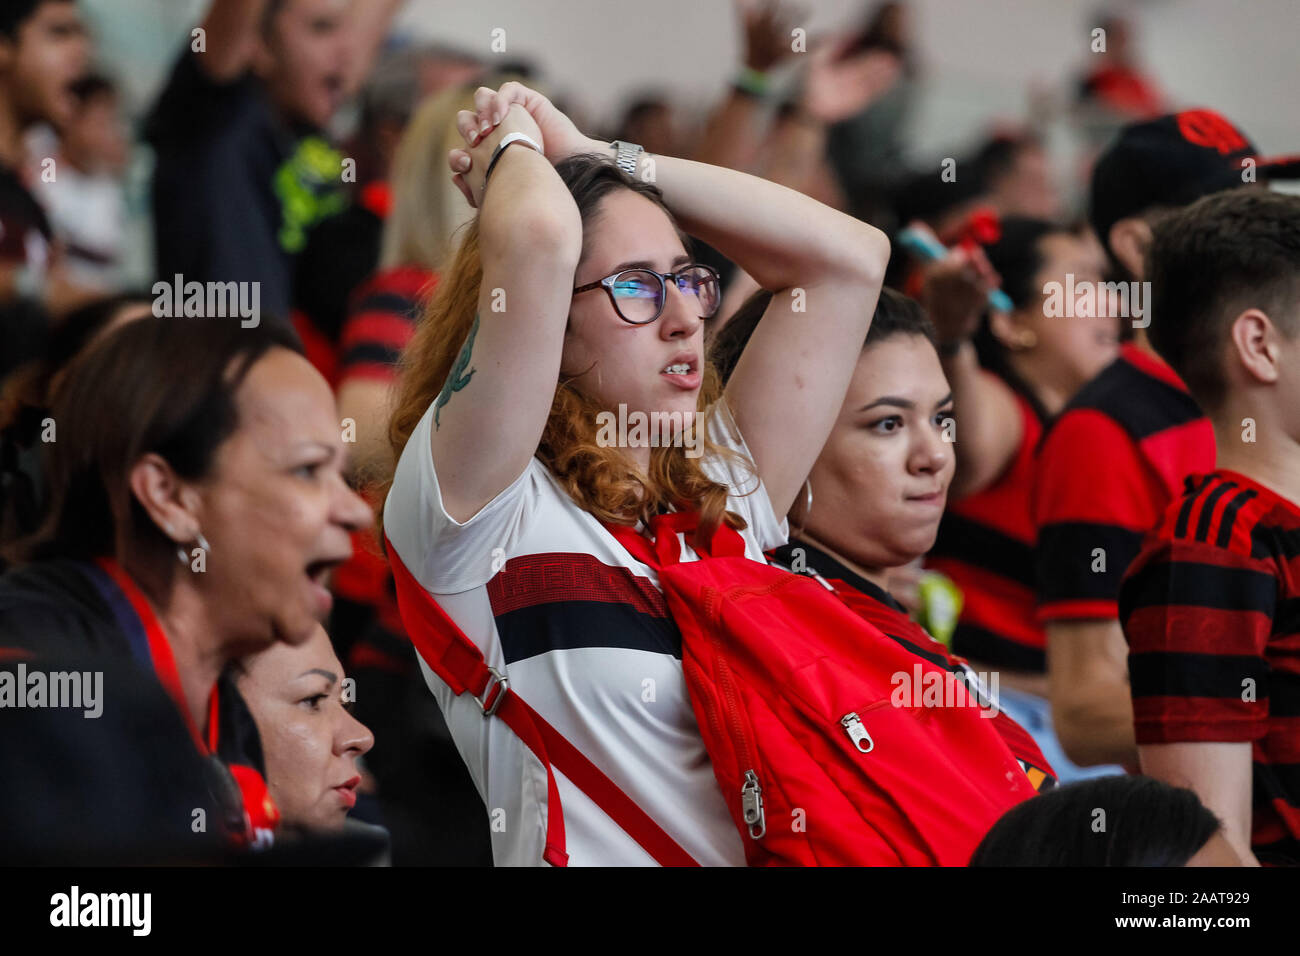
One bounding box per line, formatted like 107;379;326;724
970;775;1237;866
1120;189;1300;866
234;624;375;835
713;286;1056;791
920;218;1120;780
0;316;371;853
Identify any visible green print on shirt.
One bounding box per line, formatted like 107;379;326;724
274;135;347;254
435;313;480;429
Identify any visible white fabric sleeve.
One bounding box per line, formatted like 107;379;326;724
383;402;537;594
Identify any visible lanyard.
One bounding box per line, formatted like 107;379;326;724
93;556;220;755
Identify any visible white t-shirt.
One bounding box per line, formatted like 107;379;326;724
384;399;788;866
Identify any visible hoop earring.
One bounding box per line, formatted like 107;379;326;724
177;530;211;566
791;479;813;537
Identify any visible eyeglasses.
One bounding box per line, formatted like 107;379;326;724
572;263;721;325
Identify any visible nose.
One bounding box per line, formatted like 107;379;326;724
337;706;375;759
658;278;702;340
333;479;373;533
911;417;953;476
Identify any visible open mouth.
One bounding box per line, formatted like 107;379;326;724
305;557;346;615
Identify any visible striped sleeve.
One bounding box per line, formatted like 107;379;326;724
1119;522;1276;745
1033;409;1157;623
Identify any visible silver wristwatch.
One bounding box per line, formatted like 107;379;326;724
610;139;644;178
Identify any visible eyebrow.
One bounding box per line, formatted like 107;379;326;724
298;668;338;685
609;253;693;273
858;392;955;412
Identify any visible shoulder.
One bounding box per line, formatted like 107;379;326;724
1052;351;1202;444
0;560;118;658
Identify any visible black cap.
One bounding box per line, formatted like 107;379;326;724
1090;108;1300;254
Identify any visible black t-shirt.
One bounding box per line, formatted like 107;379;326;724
0;558;267;860
144;50;346;322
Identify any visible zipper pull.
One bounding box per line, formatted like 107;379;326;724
841;712;874;754
741;770;766;839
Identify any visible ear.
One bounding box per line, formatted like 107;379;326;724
1229;308;1281;387
127;453;204;546
1107;217;1153;280
989;307;1028;349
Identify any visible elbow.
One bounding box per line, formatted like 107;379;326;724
486;207;583;268
827;223;891;289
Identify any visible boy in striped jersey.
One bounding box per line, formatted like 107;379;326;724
1119;189;1300;865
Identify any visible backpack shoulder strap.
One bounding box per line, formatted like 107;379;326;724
384;535;699;867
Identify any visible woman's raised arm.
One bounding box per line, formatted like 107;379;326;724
625;151;890;521
430;100;583;523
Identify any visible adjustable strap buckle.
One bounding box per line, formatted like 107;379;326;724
478;666;509;717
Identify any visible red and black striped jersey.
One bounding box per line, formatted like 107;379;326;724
338;265;436;385
332;266;436;629
1120;470;1300;864
928;386;1047;672
1033;344;1214;623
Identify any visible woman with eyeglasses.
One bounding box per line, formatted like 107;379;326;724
383;82;889;865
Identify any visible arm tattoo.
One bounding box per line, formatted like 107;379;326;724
434;313;479;429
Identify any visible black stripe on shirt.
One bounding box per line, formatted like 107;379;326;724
494;599;683;664
932;512;1035;590
1194;480;1239;543
952;621;1046;672
1063;355;1204;441
1037;521;1144;605
1129;650;1269;701
1121;559;1277;616
1174;475;1216;539
1217;489;1259;548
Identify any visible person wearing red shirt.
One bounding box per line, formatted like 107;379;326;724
1120;190;1300;865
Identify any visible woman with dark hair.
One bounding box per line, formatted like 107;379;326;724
970;775;1238;866
713;286;1057;792
921;217;1120;782
0;316;372;851
384;82;889;865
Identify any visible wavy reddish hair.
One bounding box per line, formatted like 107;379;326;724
385;154;753;546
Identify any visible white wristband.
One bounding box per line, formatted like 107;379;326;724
482;132;543;195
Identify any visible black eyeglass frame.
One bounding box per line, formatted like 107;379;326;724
571;263;722;325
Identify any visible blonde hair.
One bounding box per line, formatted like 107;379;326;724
386;156;753;546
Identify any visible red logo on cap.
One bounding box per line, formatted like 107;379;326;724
1176;109;1247;155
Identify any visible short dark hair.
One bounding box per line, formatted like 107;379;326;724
709;286;935;385
970;775;1222;866
1148;189;1300;413
0;0;70;41
17;317;302;564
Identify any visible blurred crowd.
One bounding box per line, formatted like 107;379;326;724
0;0;1297;868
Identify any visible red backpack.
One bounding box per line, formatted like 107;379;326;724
603;510;1043;866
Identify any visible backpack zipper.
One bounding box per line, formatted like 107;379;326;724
741;769;766;838
841;700;889;753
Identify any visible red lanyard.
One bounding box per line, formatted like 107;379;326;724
94;557;220;755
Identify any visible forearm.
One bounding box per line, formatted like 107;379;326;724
478;144;582;261
1047;621;1139;768
589;136;886;289
942;342;1021;498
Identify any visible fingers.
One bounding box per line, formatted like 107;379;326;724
451;171;476;210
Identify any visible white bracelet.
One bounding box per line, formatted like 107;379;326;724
482;132;543;195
